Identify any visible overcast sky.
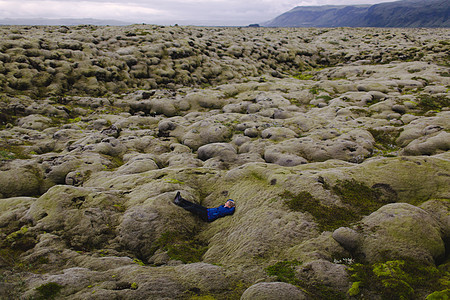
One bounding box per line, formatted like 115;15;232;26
0;0;399;26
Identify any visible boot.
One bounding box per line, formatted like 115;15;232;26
174;191;182;204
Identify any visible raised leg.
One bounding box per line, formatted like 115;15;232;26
174;192;208;221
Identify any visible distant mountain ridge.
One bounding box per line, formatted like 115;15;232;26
264;0;450;27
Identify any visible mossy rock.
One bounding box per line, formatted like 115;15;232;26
348;156;450;205
17;114;53;130
0;164;43;198
420;199;450;246
182;121;232;150
359;203;445;264
197;143;237;162
426;289;450;300
402;131;450;156
241;282;308;300
25;185;123;250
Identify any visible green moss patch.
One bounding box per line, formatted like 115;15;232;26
0;145;30;160
1;224;36;255
417;94;449;114
266;260;346;299
6;226;28;243
426;289;450;300
0;149;16;160
348;259;450;299
152;231;208;263
332;179;396;216
266;260;302;285
368;128;402;153
101;154;124;171
283;180;396;231
283;191;358;231
316;95;333;102
35;282;63;299
293;73;314;80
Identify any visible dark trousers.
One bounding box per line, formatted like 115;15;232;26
175;198;208;221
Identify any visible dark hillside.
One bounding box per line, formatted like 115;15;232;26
264;0;450;27
365;0;450;27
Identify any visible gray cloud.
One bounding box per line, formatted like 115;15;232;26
0;0;398;25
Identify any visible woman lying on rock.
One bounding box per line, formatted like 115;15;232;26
174;191;235;222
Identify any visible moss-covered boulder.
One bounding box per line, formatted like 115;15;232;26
17;114;53;130
420;199;450;248
25;185;123;250
0;161;43;198
197;142;237;162
182;119;232;150
402;131;450;156
0;197;35;238
241;282;309;300
176;263;231;293
40;152;114;187
357;203;445;264
116;154;159;175
261;127;298;141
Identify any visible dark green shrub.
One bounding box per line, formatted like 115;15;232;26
266;260;302;285
0;150;15;160
368;128;402;152
152;231;208;263
35;282;63;299
283;191;358;231
332;179;395;216
348;259;450;299
417;94;449;113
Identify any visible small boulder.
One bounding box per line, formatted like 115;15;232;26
297;259;350;292
241;282;308;300
197;143;237;162
176;263;230;293
182;120;232;150
101;124;121;138
401;131;450;156
0;162;43;198
185;92;224;109
17;114;53;130
149;98;177;117
332;227;360;251
244;127;259;138
261;127;298;141
94;137;127;157
264;147;307;167
116;155;159;175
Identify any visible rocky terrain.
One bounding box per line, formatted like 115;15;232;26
0;25;449;299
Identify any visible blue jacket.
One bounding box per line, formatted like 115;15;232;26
207;205;235;222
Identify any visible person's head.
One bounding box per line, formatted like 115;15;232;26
225;199;235;208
